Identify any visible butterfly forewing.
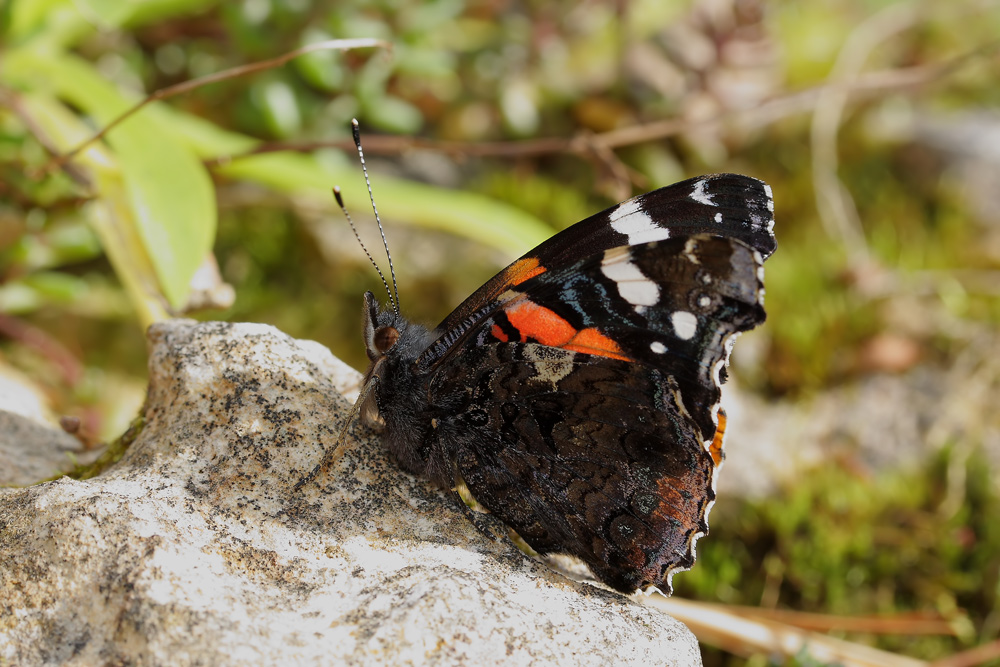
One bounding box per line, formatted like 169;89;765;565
431;173;774;343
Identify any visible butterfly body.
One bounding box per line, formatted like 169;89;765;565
357;174;775;594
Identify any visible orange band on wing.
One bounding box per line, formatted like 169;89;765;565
564;327;631;361
504;300;576;346
708;409;726;467
490;323;509;342
504;258;547;286
504;299;631;361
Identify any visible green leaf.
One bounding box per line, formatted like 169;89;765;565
362;94;424;134
0;282;43;313
217;152;552;257
252;79;302;138
4;0;222;47
3;48;217;312
8;220;102;270
15;92;170;325
149;107;554;256
294;29;345;92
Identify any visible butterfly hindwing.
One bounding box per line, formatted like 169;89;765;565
427;345;714;593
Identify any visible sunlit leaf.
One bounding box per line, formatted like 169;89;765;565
148;105;555;255
15;92;169;325
4;48;217;312
218;152;552;257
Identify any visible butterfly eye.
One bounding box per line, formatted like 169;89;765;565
373;326;400;354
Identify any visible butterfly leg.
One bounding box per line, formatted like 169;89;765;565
451;489;500;541
452;472;500;541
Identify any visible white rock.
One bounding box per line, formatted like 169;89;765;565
0;320;701;666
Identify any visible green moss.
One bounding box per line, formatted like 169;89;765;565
676;448;1000;663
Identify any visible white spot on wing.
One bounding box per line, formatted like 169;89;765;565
601;248;660;307
650;341;667;354
714;212;723;223
712;332;741;387
762;184;775;225
671;311;698;340
524;346;576;391
683;238;702;265
609;199;670;245
690;178;717;206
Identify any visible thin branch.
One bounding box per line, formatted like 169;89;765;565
202;45;995;168
649;595;928;667
41;38;390;175
811;1;920;267
930;639;1000;667
0;87;92;187
722;605;961;636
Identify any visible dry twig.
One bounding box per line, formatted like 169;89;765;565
648;596;929;667
200;46;993;170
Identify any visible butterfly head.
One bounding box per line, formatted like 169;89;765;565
359;291;438;476
363;290;400;362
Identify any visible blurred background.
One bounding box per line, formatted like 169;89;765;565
1;0;998;663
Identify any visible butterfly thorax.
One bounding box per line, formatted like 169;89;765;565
359;291;449;483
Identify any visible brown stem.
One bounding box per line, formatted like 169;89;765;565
39;38;390;176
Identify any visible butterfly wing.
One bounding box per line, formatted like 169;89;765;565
418;173;773;371
431;345;716;593
422;234;766;592
432;174;773;335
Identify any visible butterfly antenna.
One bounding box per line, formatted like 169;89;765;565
332;187;396;315
352;118;400;316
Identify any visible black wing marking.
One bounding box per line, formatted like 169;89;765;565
426;343;716;594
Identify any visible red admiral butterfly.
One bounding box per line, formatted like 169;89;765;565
334;126;775;594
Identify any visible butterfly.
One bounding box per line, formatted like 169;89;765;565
330;129;775;594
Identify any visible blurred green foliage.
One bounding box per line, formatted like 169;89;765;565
2;0;999;664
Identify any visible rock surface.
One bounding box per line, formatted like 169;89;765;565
0;320;701;666
0;409;88;487
0;363;93;487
